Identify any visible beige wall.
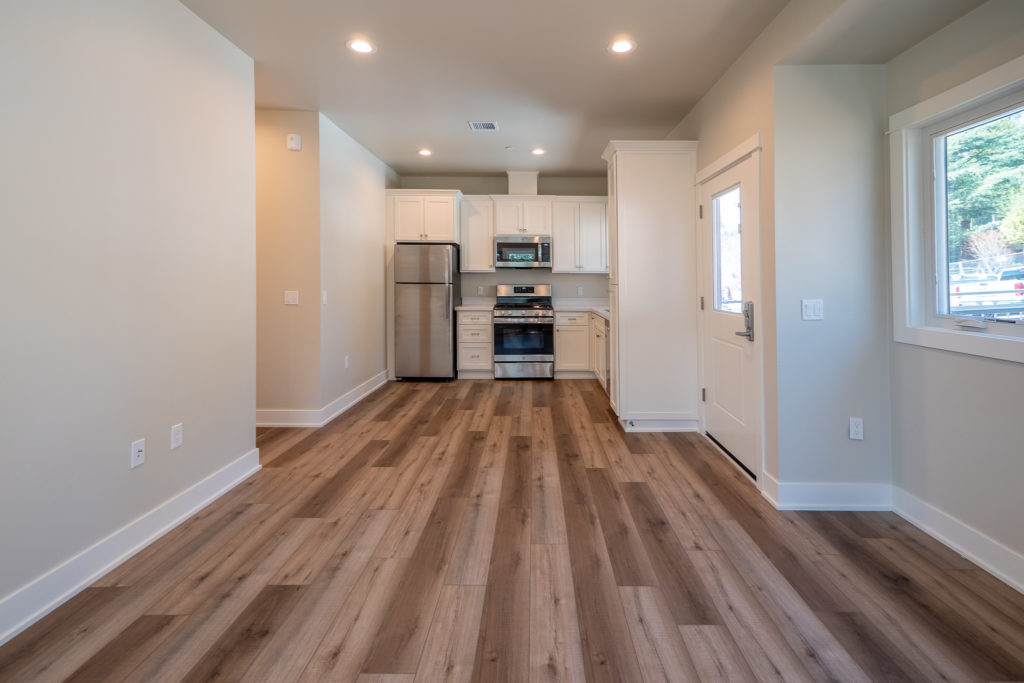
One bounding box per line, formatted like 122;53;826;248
0;0;255;601
319;114;392;406
667;0;841;478
256;111;322;410
774;65;891;484
256;111;395;415
887;0;1024;555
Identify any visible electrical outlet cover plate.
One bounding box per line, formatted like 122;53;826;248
130;438;146;468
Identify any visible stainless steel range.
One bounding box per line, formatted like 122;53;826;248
493;284;554;379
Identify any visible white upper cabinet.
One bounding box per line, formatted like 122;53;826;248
387;190;461;242
459;196;495;272
493;196;551;234
552;198;607;273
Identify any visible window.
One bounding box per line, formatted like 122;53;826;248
713;186;742;314
890;56;1024;364
933;105;1024;322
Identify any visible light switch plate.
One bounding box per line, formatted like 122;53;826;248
849;417;864;440
286;133;302;151
801;299;824;320
130;438;145;469
170;423;183;450
284;290;299;305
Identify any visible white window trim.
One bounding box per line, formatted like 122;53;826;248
890;55;1024;364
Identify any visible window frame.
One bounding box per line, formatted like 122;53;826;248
890;55;1024;364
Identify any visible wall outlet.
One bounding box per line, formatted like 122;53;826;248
477;286;484;295
321;290;327;305
130;438;146;468
170;423;183;450
344;355;350;369
577;286;584;296
284;290;299;305
849;417;864;440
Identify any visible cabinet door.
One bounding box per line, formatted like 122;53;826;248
495;201;522;234
551;202;578;272
578;201;607;272
460;198;494;271
395;196;424;241
554;325;589;371
523;200;551;233
424;196;456;241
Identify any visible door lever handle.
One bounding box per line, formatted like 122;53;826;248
735;301;754;342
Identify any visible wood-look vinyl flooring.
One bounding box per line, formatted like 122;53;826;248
2;379;1024;682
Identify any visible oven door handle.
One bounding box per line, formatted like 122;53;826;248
493;318;554;325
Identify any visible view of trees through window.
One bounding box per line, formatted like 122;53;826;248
944;107;1024;319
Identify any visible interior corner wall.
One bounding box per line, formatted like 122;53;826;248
0;0;255;607
886;0;1024;559
774;65;891;486
318;114;392;407
666;0;842;481
255;110;322;411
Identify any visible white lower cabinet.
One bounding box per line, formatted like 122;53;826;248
554;312;589;371
457;310;492;373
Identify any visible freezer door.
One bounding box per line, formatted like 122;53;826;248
394;243;454;284
395;283;454;378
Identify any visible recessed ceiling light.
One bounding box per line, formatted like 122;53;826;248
346;39;377;54
531;148;545;156
608;38;637;54
418;148;432;156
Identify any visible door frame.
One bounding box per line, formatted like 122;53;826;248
695;133;766;489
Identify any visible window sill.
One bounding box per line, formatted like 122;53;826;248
895;323;1024;364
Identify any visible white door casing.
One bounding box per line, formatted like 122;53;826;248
698;140;763;483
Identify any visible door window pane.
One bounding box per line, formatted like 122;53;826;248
942;106;1024;320
714;186;742;313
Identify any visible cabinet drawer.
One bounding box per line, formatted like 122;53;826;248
458;343;492;370
555;312;588;325
458;311;492;325
458;324;492;342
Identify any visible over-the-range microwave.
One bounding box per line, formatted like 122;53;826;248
495;234;552;268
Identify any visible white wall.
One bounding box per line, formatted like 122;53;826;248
319;114;393;406
668;0;842;478
886;0;1024;558
0;0;255;608
774;65;892;485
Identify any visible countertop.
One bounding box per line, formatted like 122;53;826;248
456;298;609;320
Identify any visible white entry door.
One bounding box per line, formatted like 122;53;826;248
699;149;762;480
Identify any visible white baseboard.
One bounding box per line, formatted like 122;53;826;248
0;448;261;647
767;473;892;510
256;370;388;428
893;487;1024;595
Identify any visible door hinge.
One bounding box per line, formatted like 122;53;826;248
699;204;703;219
701;387;706;402
700;296;704;310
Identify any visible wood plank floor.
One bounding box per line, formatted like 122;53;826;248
3;379;1024;682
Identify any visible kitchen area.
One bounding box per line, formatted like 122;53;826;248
386;143;698;433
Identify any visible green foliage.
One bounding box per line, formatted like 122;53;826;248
946;111;1024;256
1000;194;1024;245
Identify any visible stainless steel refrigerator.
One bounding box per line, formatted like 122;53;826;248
394;242;461;380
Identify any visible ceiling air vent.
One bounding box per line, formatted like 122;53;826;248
468;121;499;131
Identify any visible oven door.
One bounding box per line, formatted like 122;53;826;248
493;318;554;361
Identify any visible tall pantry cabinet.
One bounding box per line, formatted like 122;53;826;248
603;141;699;431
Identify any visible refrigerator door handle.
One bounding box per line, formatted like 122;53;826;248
446;286;451;320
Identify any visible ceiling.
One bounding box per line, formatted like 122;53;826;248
180;0;789;176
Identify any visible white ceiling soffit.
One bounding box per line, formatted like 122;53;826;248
782;0;987;65
180;0;789;176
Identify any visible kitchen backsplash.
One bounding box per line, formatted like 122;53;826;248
461;271;609;299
